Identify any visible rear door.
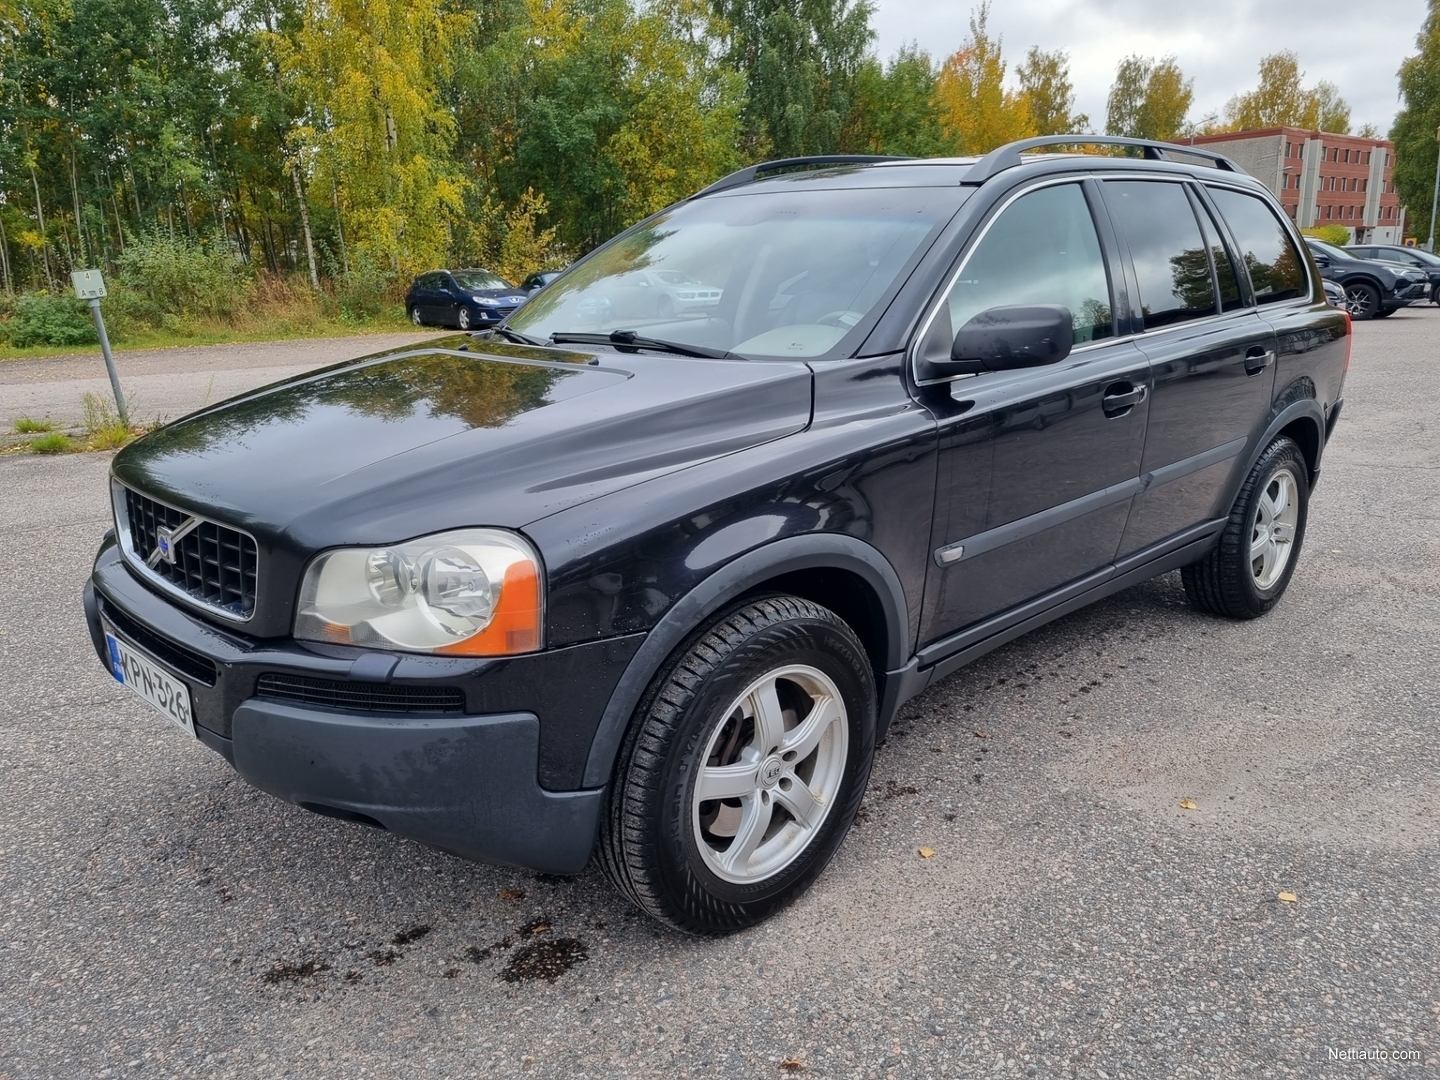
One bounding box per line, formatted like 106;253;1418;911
1204;184;1346;455
417;274;444;321
916;179;1151;641
1099;179;1278;556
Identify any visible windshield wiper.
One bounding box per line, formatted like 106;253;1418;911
548;330;731;359
489;326;547;346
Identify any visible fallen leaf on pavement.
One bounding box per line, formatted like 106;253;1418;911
918;847;935;859
1278;891;1297;903
1179;799;1197;810
778;1057;804;1072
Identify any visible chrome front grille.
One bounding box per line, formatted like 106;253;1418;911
118;485;258;620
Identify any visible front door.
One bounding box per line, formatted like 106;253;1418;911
917;180;1150;643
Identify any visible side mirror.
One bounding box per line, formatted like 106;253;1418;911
919;305;1073;380
1312;254;1330;267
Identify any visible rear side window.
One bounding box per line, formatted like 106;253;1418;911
1207;188;1309;304
920;182;1113;360
1104;181;1215;330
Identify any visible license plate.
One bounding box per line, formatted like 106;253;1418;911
102;621;196;737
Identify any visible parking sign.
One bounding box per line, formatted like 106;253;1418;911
71;269;107;299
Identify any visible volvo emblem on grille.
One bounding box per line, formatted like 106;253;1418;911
146;515;201;568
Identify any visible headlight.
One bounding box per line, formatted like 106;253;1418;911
294;529;542;655
474;296;501;306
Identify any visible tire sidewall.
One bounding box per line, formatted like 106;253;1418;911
1238;442;1310;611
651;610;875;923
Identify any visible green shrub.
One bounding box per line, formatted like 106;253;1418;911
331;252;397;324
7;293;97;348
1302;225;1351;247
114;229;253;327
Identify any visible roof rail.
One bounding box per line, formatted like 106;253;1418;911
965;135;1242;183
690;155;913;199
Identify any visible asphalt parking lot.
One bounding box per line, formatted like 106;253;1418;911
1;312;1437;1079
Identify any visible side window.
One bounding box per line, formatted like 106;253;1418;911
1207;187;1309;305
920;183;1113;360
1104;181;1215;330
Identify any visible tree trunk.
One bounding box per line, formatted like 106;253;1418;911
110;185;126;254
332;176;349;277
30;165;55;290
0;213;13;296
291;159;320;290
69;141;87;266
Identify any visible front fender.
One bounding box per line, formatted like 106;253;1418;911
580;533;909;788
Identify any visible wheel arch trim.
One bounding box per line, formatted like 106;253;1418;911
1242;397;1326;491
580;534;909;788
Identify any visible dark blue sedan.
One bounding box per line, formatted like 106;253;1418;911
405;269;530;330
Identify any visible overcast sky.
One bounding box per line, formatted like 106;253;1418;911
870;0;1429;136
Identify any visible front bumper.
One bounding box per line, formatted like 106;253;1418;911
1395;281;1430;303
85;538;642;874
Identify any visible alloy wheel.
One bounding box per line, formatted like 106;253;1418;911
1344;284;1376;318
458;308;471;330
1250;467;1299;590
691;665;849;885
410;307;423;326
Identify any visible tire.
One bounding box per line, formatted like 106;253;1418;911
409;306;424;327
1431;285;1440;307
656;295;675;320
457;307;472;330
1373;307;1395;318
598;596;876;935
1182;437;1310;620
1343;281;1380;320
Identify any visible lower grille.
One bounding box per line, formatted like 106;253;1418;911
255;674;466;715
100;601;218;686
123;488;258;619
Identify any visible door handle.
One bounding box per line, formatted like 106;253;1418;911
1245;347;1274;375
1102;384;1147;415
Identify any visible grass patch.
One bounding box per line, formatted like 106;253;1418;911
0;300;412;362
29;432;75;454
80;393;141;451
13;416;58;434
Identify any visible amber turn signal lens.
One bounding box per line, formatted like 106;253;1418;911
436;561;541;656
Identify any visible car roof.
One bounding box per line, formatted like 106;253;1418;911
695;137;1259;200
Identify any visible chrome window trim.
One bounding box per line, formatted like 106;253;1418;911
908;171;1324;386
110;478;259;625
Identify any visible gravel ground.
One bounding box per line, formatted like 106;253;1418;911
0;332;439;440
0;310;1436;1079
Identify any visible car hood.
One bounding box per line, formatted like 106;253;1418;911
112;337;813;550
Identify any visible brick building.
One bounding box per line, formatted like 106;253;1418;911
1184;128;1406;244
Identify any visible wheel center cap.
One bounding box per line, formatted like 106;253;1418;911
759;757;785;788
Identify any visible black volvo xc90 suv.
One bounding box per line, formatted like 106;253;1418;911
86;137;1349;934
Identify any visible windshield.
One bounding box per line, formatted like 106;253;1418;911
453;270;512;290
506;187;957;358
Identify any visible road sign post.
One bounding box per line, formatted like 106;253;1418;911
71;269;128;427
